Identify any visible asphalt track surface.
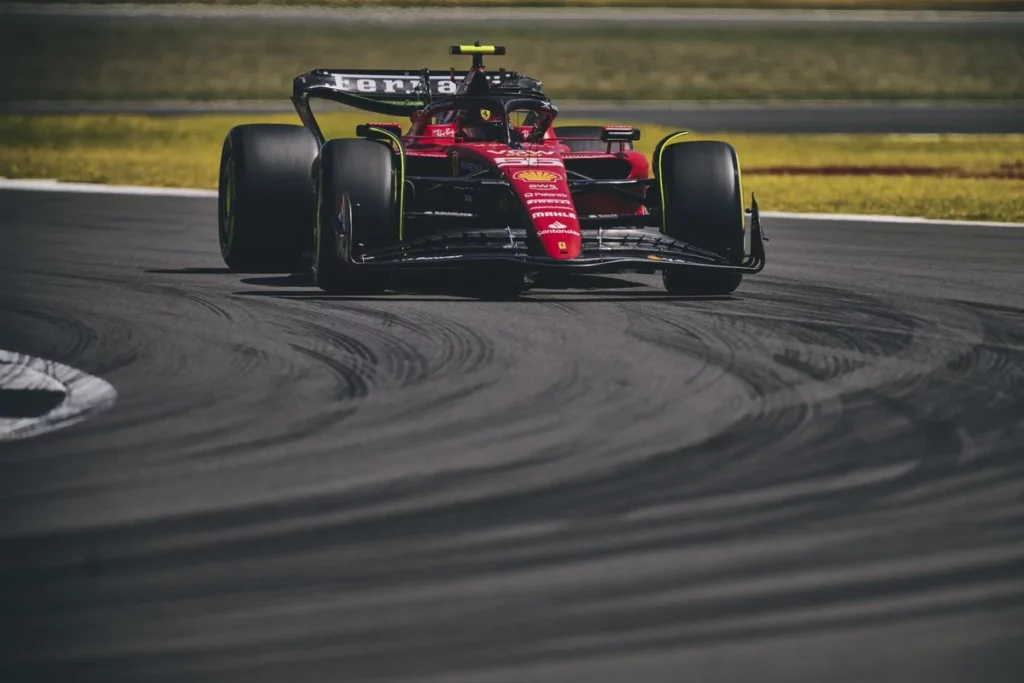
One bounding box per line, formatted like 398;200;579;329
6;100;1023;134
1;188;1024;682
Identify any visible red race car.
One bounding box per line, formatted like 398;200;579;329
217;43;766;296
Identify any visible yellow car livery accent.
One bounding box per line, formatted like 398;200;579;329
453;45;499;55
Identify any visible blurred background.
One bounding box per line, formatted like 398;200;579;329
0;0;1021;219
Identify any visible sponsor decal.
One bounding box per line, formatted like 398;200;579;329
433;127;456;138
549;221;567;229
495;157;563;169
536;227;581;237
524;191;567;199
327;73;508;95
558;241;568;250
526;198;572;206
495;149;557;157
531;210;577;220
514;170;561;183
563;153;616;160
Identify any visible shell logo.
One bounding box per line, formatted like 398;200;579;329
514;170;560;183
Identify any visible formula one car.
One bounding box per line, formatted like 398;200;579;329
217;43;766;295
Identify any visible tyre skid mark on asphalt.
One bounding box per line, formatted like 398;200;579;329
4;188;1024;680
338;302;499;388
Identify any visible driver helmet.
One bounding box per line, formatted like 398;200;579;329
457;108;505;142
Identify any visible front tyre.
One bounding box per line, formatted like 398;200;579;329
218;124;318;271
313;138;397;294
657;140;745;296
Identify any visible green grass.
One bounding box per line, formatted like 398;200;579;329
1;17;1021;102
2;114;1021;222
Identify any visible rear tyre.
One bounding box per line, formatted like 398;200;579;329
553;125;635;153
657;140;745;296
218;124;319;271
314;138;397;294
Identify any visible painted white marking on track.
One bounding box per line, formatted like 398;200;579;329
0;351;117;443
1;178;1021;228
760;210;1024;228
0;178;216;198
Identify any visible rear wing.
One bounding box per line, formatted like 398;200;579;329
291;67;545;142
293;69;541;114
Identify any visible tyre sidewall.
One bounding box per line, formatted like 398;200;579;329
313;138;396;293
217;124;318;271
659;140;745;263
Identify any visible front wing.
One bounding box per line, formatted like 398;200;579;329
348;198;767;275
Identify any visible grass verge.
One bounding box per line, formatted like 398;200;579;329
1;114;1021;222
1;17;1021;102
19;1;1024;9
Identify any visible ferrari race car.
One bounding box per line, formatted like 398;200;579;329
217;44;766;295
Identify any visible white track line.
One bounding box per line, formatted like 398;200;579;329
0;178;216;198
759;211;1024;228
0;351;117;443
1;177;1021;228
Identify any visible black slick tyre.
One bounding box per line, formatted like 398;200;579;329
313;138;397;294
218;124;318;272
553;125;635;153
657;140;745;296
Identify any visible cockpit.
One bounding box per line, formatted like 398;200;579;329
411;97;556;145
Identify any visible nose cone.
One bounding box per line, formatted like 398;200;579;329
503;163;581;259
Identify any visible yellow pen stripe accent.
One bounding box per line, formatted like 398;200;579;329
367;126;406;242
655;131;689;234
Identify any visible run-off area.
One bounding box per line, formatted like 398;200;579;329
0;350;117;442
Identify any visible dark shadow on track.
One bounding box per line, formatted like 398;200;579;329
230;290;733;303
228;271;687;302
146;267;240;275
240;273;315;288
0;388;65;418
